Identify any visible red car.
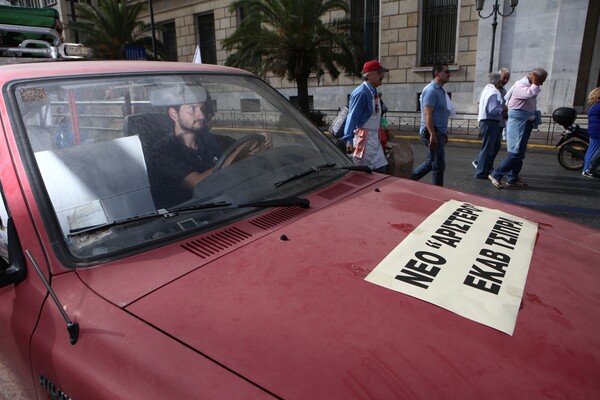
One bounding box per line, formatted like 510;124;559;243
1;58;599;399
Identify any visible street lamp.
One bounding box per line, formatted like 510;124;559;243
148;0;156;61
69;0;79;43
476;0;518;73
148;0;157;60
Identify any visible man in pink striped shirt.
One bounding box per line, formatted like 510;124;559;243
489;68;547;189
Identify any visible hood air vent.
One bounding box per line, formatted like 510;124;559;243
345;174;374;186
317;183;354;200
249;207;307;230
181;227;252;259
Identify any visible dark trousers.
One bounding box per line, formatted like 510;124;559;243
491;121;533;183
584;138;600;172
475;119;502;178
412;129;447;186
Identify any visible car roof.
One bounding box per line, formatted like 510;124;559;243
0;60;253;85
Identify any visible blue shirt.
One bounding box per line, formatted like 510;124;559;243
343;81;377;143
419;80;449;135
588;102;600;140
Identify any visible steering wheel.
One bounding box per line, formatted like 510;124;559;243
213;133;266;171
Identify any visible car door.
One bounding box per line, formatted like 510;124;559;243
0;137;52;399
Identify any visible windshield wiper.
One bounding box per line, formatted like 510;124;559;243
68;201;231;237
165;201;232;215
274;163;372;187
68;197;309;237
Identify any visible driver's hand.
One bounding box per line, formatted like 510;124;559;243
261;132;273;149
246;132;272;156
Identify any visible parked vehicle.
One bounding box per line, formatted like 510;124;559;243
1;15;600;400
0;5;91;60
553;107;589;170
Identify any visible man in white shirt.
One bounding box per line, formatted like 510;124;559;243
474;72;507;179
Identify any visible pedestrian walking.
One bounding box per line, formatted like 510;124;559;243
489;68;547;189
498;67;510;139
342;60;389;173
474;72;507;179
473;67;510;168
582;87;600;178
412;63;451;186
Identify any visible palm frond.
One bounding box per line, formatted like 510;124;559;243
69;0;163;60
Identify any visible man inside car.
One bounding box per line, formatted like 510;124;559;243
144;85;271;208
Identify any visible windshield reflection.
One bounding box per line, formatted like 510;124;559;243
15;73;350;262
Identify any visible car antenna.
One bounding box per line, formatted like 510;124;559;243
25;250;79;345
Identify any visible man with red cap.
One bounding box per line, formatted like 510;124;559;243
342;60;389;172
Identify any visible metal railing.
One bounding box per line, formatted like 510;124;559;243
42;97;589;148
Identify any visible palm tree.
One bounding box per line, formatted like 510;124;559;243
69;0;163;60
222;0;361;114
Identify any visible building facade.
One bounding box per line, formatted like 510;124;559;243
52;0;600;114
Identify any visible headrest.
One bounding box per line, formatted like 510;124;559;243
124;113;173;147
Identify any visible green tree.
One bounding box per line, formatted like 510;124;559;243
222;0;361;114
69;0;163;60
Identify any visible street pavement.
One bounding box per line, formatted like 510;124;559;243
407;139;600;231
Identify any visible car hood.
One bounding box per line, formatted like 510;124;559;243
90;177;600;399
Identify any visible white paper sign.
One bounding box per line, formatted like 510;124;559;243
365;199;538;335
67;199;108;232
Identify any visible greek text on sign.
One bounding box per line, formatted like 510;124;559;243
365;200;538;335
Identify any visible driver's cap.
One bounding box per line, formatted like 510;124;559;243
150;85;208;107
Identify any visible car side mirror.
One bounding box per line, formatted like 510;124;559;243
0;217;26;288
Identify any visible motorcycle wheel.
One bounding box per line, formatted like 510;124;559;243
557;141;588;170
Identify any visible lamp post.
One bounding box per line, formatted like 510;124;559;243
476;0;518;73
69;0;79;43
148;0;157;60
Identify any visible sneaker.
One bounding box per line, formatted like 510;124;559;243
472;160;478;169
582;170;600;178
506;177;529;188
488;174;503;189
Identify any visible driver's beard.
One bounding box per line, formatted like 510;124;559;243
189;120;211;136
178;117;210;137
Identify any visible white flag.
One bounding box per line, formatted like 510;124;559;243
192;45;202;64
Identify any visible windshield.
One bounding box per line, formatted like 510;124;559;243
12;72;351;262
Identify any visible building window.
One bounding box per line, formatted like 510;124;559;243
420;0;458;66
160;21;177;61
195;13;217;65
235;6;246;25
240;99;260;113
351;0;380;62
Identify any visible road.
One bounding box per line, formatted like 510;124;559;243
0;352;28;400
409;140;600;230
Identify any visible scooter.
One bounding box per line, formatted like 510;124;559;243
552;107;589;170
